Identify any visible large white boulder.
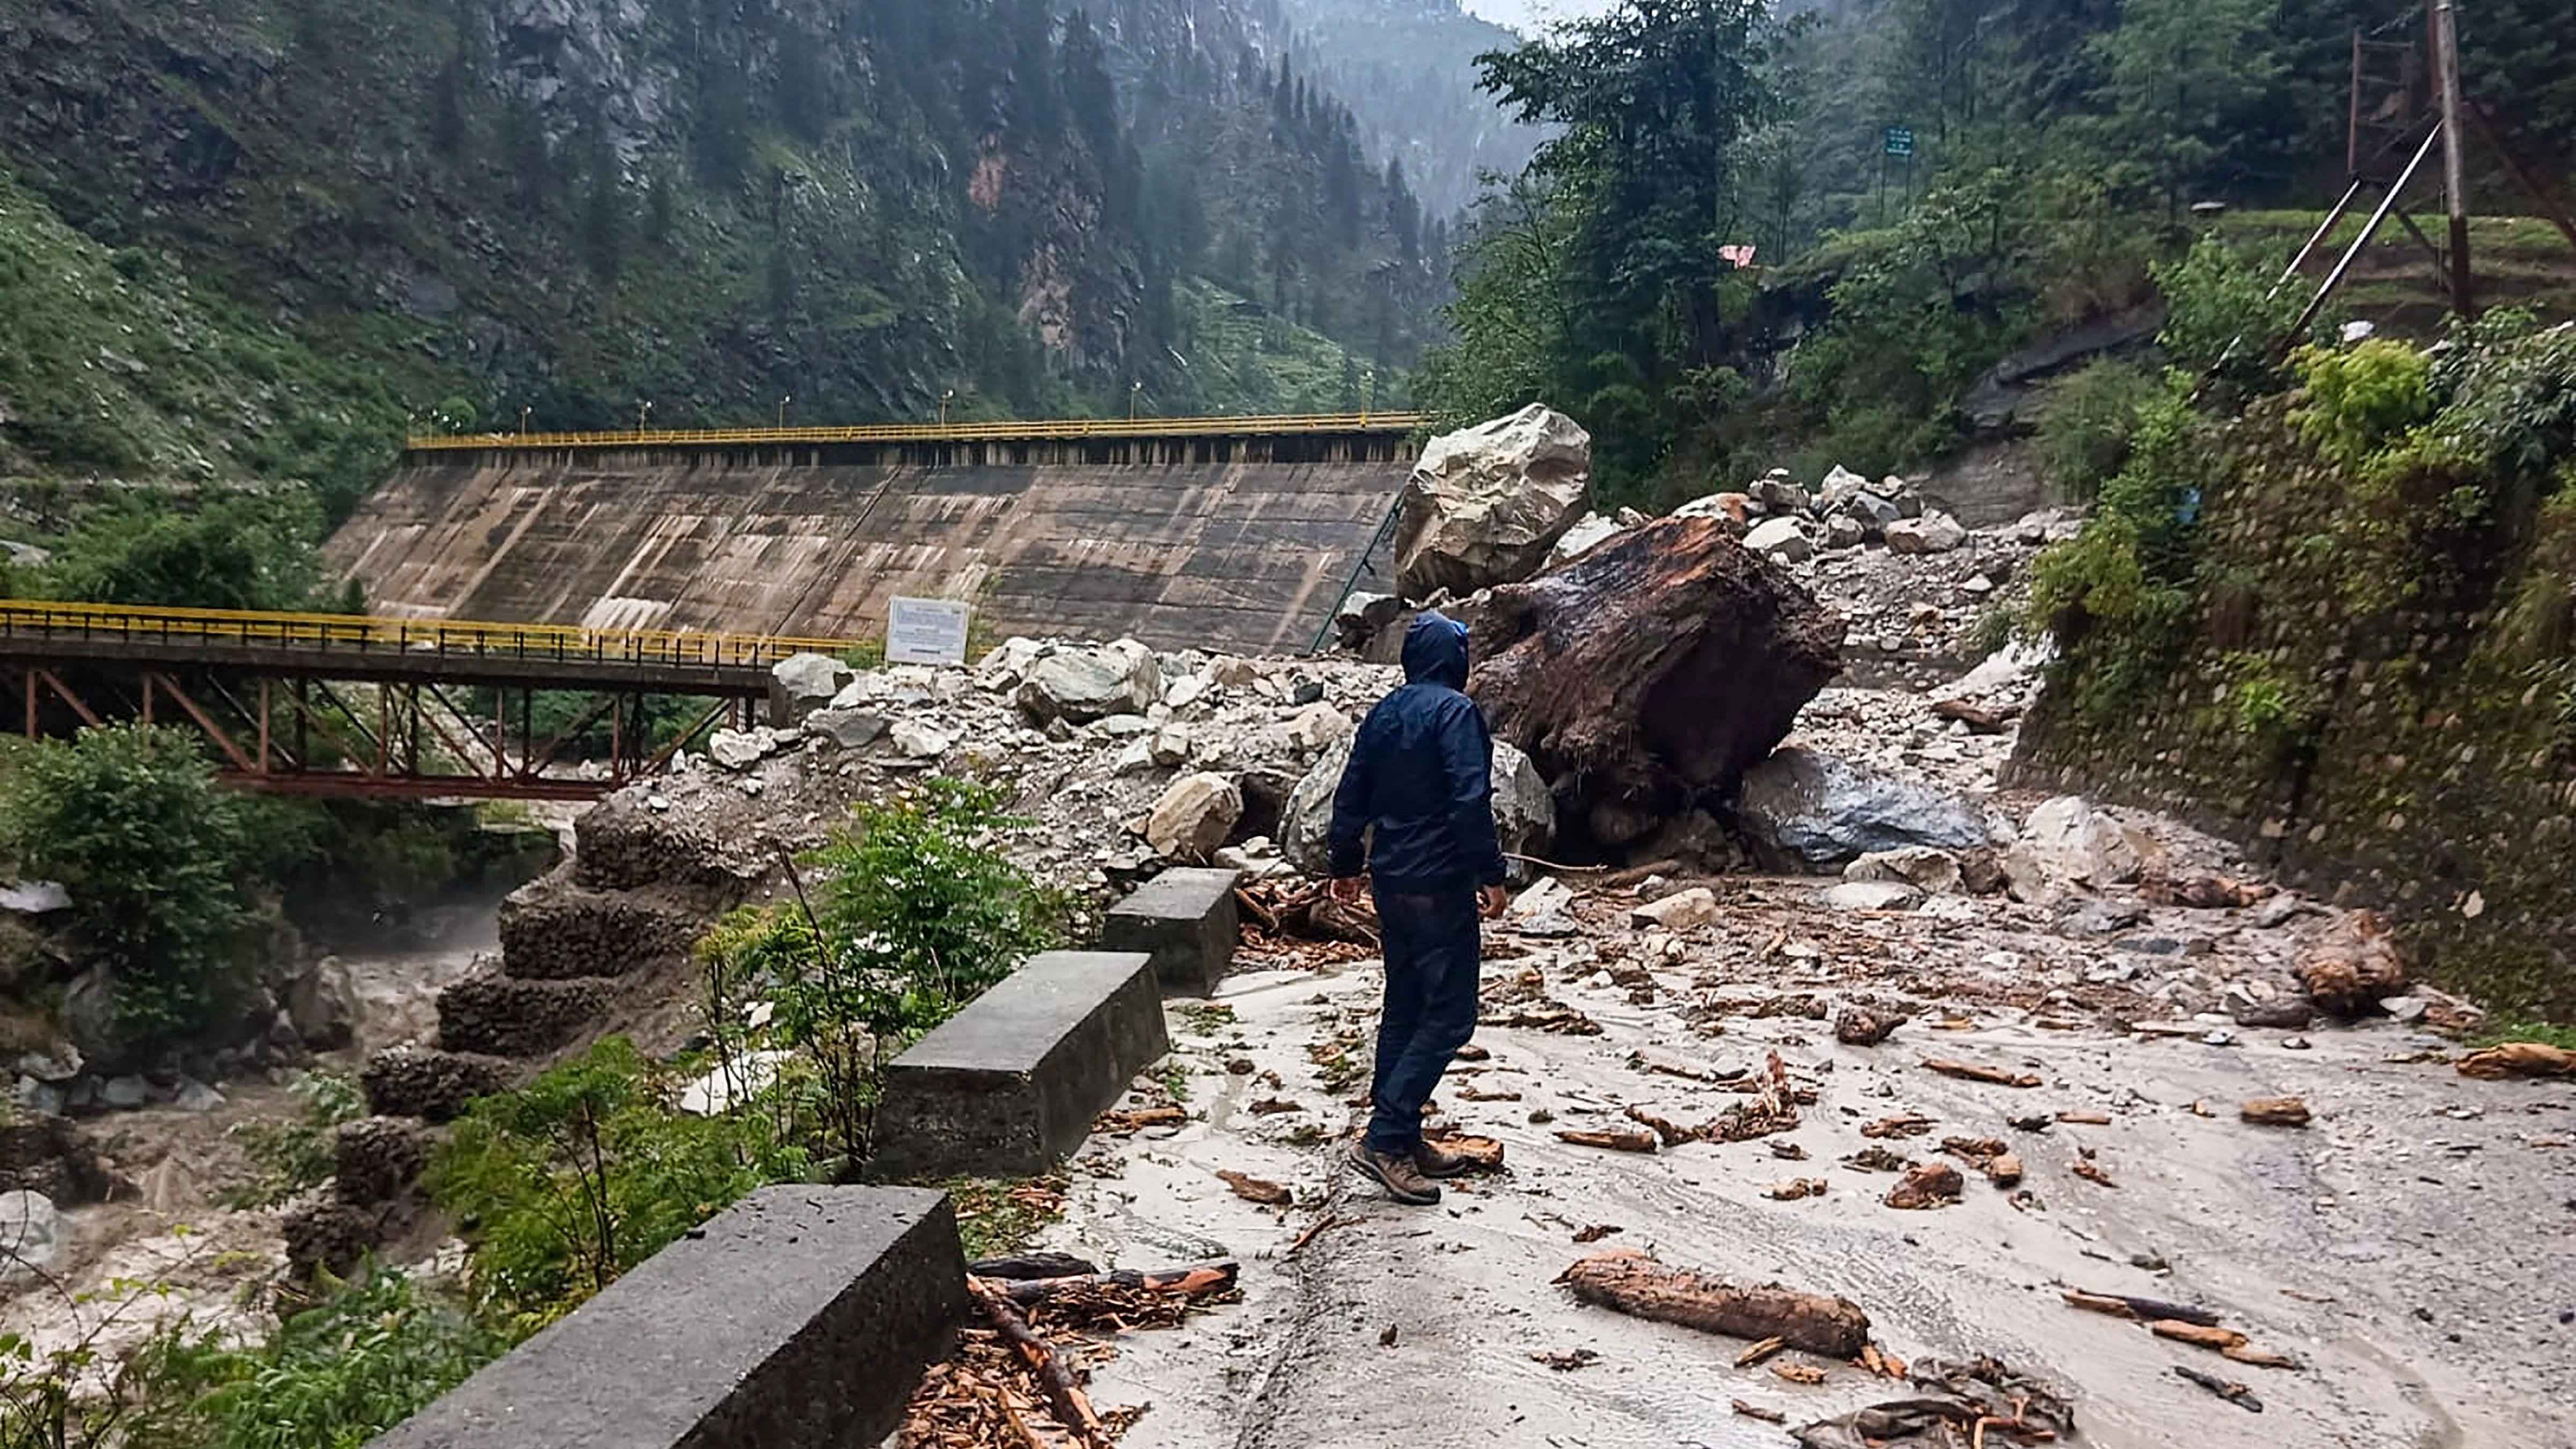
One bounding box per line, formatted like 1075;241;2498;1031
1744;517;1813;564
2003;796;2140;903
1546;513;1627;570
0;1191;59;1290
1885;510;1968;555
769;653;856;728
1015;640;1162;724
1394;405;1593;598
1147;773;1244;860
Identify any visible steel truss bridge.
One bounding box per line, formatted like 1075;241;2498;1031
0;602;858;801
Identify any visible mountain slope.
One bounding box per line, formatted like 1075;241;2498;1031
1263;0;1541;217
0;0;1450;496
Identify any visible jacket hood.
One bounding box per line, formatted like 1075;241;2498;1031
1401;611;1471;689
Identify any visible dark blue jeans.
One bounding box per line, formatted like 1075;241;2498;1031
1365;885;1483;1154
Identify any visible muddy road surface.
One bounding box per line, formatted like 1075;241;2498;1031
1031;693;2576;1449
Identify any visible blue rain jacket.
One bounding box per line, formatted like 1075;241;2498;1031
1327;612;1509;892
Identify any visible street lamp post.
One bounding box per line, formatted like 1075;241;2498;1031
778;394;793;429
939;389;956;427
1130;380;1143;421
636;400;654;435
519;406;532;436
1362;369;1375;425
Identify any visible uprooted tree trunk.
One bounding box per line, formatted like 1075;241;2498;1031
1558;1249;1872;1358
1458;516;1844;850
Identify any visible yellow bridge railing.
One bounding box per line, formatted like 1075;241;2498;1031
0;600;865;671
405;410;1431;452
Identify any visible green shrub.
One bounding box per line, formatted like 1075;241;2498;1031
31;489;334;613
2290;338;2434;469
216;1072;365;1210
427;1037;807;1331
118;1270;508;1449
2153;235;2325;383
696;777;1070;1168
0;726;254;1051
2033;357;2162;500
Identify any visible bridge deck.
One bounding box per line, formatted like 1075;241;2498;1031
0;601;851;694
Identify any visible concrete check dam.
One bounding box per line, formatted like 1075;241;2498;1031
326;413;1427;656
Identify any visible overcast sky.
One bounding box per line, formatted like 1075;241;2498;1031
1459;0;1618;35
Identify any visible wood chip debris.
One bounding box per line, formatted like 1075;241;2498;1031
1623;1103;1697;1146
1247;1097;1304;1115
1572;1223;1623;1243
2055;1110;2113;1125
1770;1362;1827;1385
1885;1160;1965;1210
1423;1132;1506;1171
2455;1041;2576;1079
1861;1113;1935;1140
2239;1096;2313;1126
1940;1136;2022;1187
1923;1058;2044;1088
1555;1128;1660;1154
2152;1320;2246;1351
2070;1159;2118;1188
1857;1342;1909;1379
1735;1335;1789;1367
1093;1104;1188;1134
1730;1399;1788;1424
1529;1348;1600;1371
2175;1365;2264;1413
1764;1177;1829;1201
1842;1145;1913;1173
1216;1170;1291;1205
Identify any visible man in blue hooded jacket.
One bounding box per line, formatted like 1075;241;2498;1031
1327;611;1510;1205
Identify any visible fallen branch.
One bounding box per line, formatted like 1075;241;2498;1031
1556;1128;1659;1154
1217;1170;1291;1205
1094;1104;1188;1133
1923;1058;2044;1088
969;1252;1101;1282
2060;1287;2221;1327
968;1277;1113;1448
1556;1249;1870;1358
995;1262;1239;1307
1597;858;1686;890
1288;1212;1357;1255
2175;1365;2263;1413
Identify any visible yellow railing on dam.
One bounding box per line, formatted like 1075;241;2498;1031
0;600;863;670
404;410;1433;452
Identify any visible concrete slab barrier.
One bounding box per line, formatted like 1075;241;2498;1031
1103;867;1242;996
867;951;1169;1181
370;1185;964;1449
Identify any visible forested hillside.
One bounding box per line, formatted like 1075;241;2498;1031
1423;0;2576;501
1262;0;1543;216
0;0;1445;503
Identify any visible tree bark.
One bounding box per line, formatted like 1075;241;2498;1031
1557;1249;1870;1358
1455;516;1843;850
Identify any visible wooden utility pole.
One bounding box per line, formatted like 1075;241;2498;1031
2431;0;2474;318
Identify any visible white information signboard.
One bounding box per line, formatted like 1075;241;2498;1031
885;597;972;666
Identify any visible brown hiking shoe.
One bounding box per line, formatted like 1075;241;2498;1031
1413;1140;1479;1180
1350;1144;1441;1205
